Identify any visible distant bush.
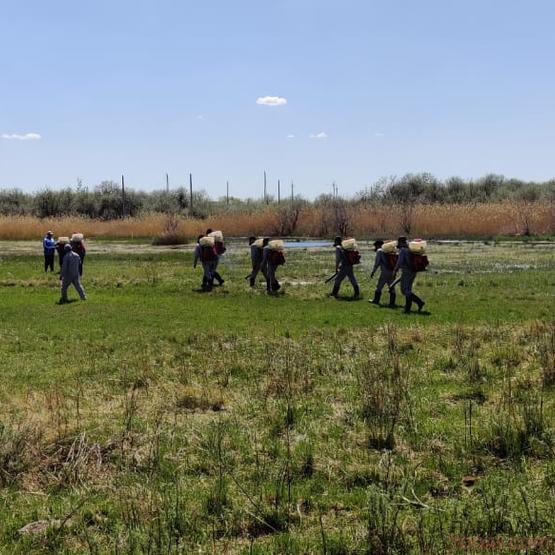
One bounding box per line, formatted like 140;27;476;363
151;214;188;245
0;188;30;216
0;174;554;234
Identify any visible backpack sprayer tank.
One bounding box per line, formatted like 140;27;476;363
341;238;357;251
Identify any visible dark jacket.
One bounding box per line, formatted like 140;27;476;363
395;246;412;271
71;240;86;258
251;244;263;264
61;251;82;280
371;249;393;274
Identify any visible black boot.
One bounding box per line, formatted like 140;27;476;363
388;291;396;308
330;285;339;298
214;271;224;285
412;294;425;312
353;285;360;300
249;277;255;287
369;290;381;305
404;296;412;314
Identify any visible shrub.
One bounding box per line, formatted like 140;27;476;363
151;214;188;245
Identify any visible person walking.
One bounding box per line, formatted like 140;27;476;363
59;244;86;303
369;240;397;307
207;229;225;286
330;237;360;299
43;231;56;272
71;233;86;276
193;234;216;291
56;236;69;270
248;236;267;287
393;236;425;313
262;240;284;294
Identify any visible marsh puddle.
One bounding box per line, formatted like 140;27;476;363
284;240;331;249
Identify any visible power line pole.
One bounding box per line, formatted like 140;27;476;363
291;181;294;204
166;173;169;193
277;179;281;204
226;180;229;205
189;173;193;213
263;171;267;204
121;174;125;217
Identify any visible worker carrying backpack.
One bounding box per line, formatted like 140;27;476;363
343;249;361;266
410;253;429;273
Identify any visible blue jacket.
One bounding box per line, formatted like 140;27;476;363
43;236;56;254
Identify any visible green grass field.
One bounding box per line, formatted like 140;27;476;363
0;240;554;553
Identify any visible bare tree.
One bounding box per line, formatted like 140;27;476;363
272;204;303;236
399;202;415;235
333;200;352;237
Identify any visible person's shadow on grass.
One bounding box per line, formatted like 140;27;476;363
56;299;79;305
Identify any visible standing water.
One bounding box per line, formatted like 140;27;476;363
283;240;331;249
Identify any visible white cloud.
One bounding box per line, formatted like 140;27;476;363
309;131;328;139
1;132;42;141
375;132;385;137
287;134;295;139
256;96;287;106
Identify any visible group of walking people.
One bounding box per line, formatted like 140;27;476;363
193;230;286;293
193;229;227;291
193;230;428;313
43;229;429;313
329;235;427;313
42;231;87;303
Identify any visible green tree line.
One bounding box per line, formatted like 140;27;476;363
1;174;553;219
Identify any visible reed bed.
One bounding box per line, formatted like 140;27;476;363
0;201;552;240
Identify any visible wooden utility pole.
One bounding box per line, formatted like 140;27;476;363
277;179;281;204
263;171;267;204
121;174;125;217
189;173;193;212
166;173;169;193
291;181;294;204
226;180;229;205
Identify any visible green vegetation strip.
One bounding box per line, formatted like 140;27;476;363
0;242;553;553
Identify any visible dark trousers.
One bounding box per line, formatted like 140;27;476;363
44;253;55;272
250;261;267;286
265;263;280;292
212;257;224;284
400;269;416;298
201;261;214;290
400;269;424;310
332;265;359;297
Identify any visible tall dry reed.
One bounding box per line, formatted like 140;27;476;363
0;201;552;240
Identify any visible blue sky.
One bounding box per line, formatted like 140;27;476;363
1;0;554;198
